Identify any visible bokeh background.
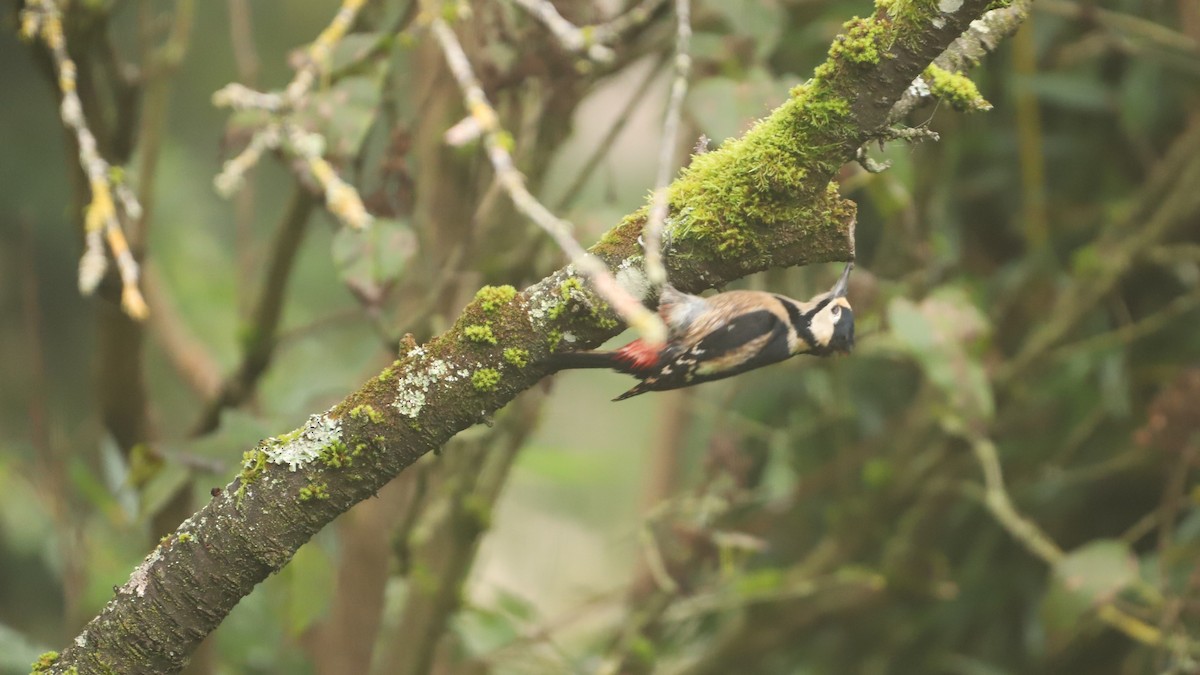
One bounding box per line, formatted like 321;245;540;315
2;0;1200;673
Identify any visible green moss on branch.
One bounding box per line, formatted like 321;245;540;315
472;368;502;392
924;64;992;111
474;285;517;312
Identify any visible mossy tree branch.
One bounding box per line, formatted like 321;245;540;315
47;0;1008;671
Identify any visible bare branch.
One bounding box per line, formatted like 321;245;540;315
510;0;668;62
428;13;669;345
212;0;373;230
510;0;616;62
643;0;692;288
22;0;148;319
192;187;317;435
999;118;1200;384
555;53;669;211
1038;0;1200;56
948;421;1198;657
591;0;669;45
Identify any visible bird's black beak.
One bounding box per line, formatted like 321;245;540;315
831;262;853;299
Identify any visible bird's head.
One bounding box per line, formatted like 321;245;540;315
804;262;855;355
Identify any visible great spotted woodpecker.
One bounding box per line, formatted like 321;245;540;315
549;263;855;400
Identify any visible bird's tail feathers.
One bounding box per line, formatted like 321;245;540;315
612;383;650;401
549;349;657;400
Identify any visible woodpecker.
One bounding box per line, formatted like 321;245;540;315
549;263;855;400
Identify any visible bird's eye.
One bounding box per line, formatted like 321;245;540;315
831;305;841;317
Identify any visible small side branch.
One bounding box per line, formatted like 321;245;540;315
888;0;1032;123
21;0;148;319
1000;119;1200;383
555;53;669;211
509;0;616;62
427;11;668;345
1037;0;1200;57
192;187;317;435
510;0;668;62
590;0;669;45
211;0;373;231
952;423;1197;657
285;0;367;102
642;0;692;288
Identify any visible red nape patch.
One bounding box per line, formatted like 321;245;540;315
615;340;660;371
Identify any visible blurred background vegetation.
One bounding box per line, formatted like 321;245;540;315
2;0;1200;673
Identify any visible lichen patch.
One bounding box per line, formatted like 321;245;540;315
394;357;459;418
264;413;342;471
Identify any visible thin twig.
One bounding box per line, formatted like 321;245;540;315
953;423;1199;656
21;0;148;319
226;0;262;311
999;119;1200;384
1037;0;1200;56
642;0;691;288
554;53;668;211
1044;285;1200;364
663;570;882;624
510;0;615;62
132;0;194;248
1145;243;1200;265
963;431;1065;564
427;13;667;344
595;592;675;675
511;0;670;61
142;263;223;400
213;122;281;195
274;306;365;348
638;525;681;593
1012;17;1049;248
192;187;317;435
377;393;545;675
285;121;373;229
478;586;626;663
212;0;373;230
21;217;88;629
285;0;368;102
226;0;261;84
591;0;669;45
